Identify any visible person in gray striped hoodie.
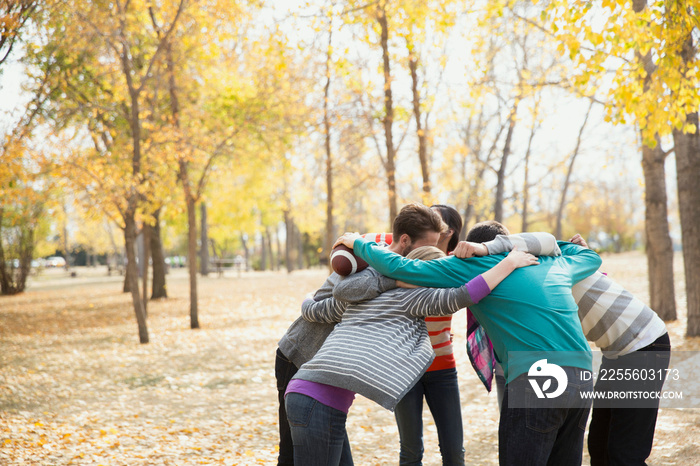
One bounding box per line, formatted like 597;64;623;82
284;245;538;466
275;202;447;465
457;225;670;466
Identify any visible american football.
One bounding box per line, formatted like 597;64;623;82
330;244;369;276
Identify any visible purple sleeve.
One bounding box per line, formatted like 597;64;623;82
465;275;491;304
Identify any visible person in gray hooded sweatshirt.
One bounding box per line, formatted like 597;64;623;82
274;202;447;465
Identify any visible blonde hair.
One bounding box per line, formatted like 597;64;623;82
406;245;446;262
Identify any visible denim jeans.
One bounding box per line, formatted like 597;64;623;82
276;349;353;465
394;368;465;466
499;366;593;466
285;392;354;466
588;333;671;466
275;349;298;466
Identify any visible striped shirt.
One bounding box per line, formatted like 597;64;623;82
279;272;395;368
294;268;488;411
425;316;455;371
572;272;666;357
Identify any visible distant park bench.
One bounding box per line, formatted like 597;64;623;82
209;257;247;277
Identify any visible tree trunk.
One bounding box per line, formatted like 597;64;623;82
673;32;700;335
323;24;335;273
494;109;516;223
275;228;282;271
123;250;132;293
187;195;199;328
145;16;170;300
150;208;167;299
16;225;33;293
641;142;676;321
521;153;530;233
460;203;474;241
296;224;304;270
674;112;700;334
460;171;481;238
62;220;70;271
555;100;593;239
200;202;209;276
137;229;145;278
265;227;274;271
141;223;150;316
261;230;268;271
377;6;397;226
633;0;675;322
521;125;537;233
409;47;430;203
240;233;250;272
0;208;35;295
284;210;295;273
124;214;149;343
1;212;12;294
124;56;148;340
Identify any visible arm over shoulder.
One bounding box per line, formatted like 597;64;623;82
558;241;602;284
332;267;396;304
485;233;560;256
352;238;481;287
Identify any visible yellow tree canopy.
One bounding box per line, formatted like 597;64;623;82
540;0;700;145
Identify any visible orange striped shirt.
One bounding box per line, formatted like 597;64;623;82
425;315;455;371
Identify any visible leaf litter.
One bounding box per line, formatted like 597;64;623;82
0;253;698;465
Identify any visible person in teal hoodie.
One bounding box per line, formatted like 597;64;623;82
334;227;602;466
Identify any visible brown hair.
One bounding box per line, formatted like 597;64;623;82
431;204;463;253
466;220;510;243
393;203;447;242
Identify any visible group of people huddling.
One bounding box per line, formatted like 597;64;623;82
274;203;671;466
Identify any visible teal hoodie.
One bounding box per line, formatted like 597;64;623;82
352;240;602;382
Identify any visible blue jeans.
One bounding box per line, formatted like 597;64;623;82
275;349;298;466
499;366;593;466
588;333;671;466
394;368;465;466
285;392;353;466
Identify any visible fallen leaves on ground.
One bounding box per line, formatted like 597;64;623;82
0;253;698;465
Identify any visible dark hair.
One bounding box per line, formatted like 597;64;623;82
466;220;509;243
393;203;446;242
431;204;463;253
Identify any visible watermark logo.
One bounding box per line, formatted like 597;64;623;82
528;359;568;399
